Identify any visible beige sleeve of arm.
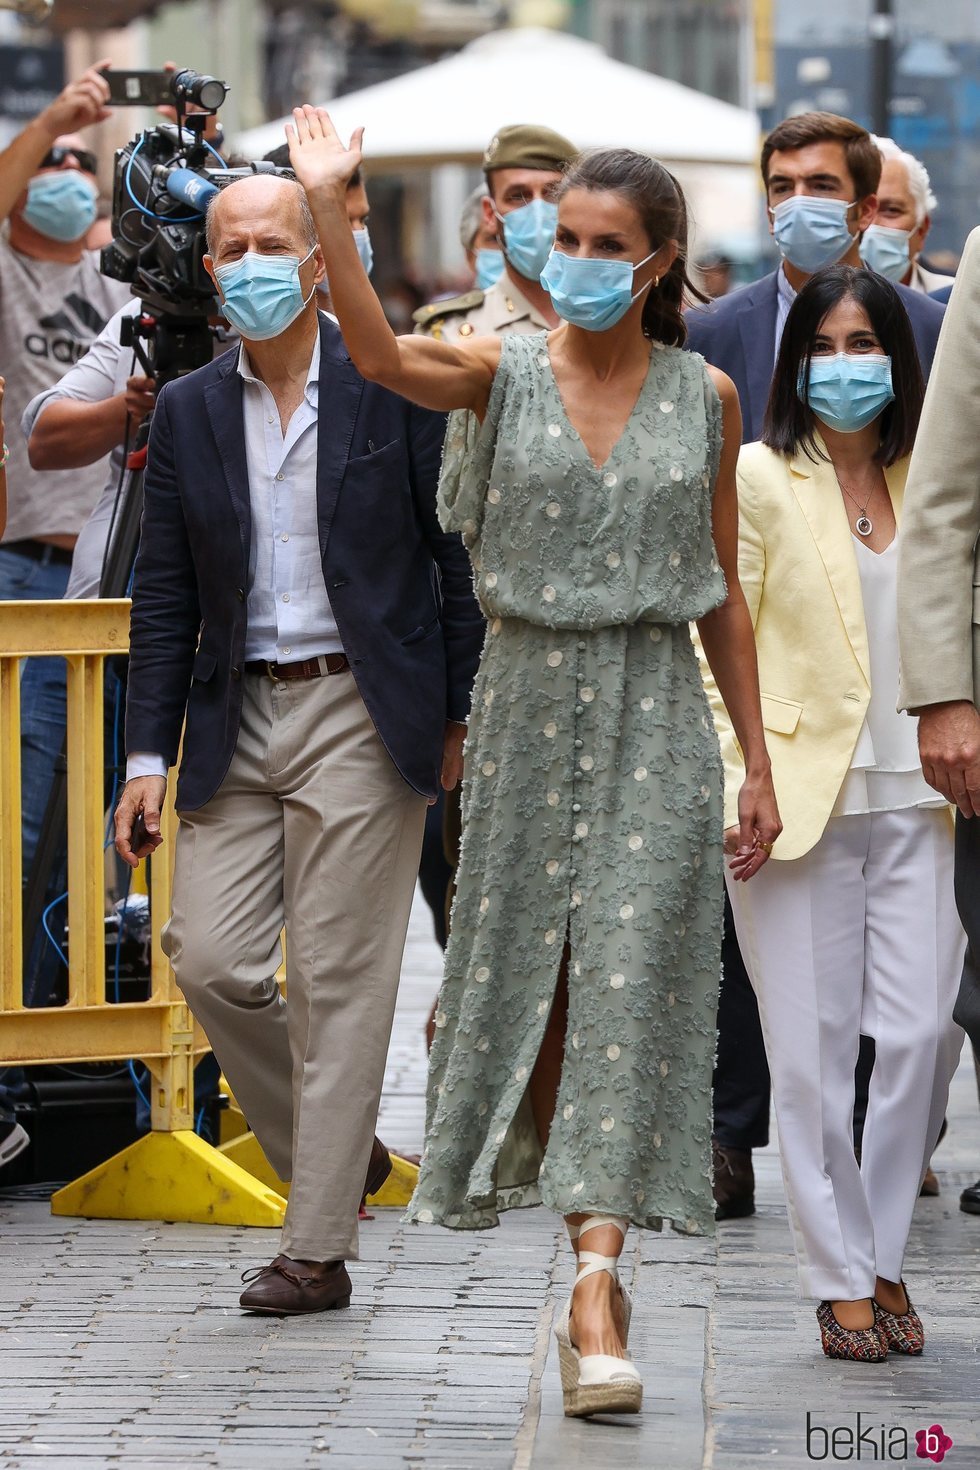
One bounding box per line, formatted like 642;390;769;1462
898;227;980;711
694;465;766;830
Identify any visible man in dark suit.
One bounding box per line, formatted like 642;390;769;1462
685;110;946;1220
114;174;484;1314
686;111;945;443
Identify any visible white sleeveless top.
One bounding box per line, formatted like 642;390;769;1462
833;535;945;816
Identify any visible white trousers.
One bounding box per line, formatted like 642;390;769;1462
727;807;965;1301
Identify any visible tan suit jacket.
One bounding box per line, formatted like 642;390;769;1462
698;440;910;861
898;227;980;711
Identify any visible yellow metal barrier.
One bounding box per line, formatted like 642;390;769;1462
0;600;416;1223
0;600;285;1225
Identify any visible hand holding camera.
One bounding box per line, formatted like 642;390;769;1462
37;60;113;141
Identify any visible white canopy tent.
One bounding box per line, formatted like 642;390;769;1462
237;27;763;271
238;26;759;169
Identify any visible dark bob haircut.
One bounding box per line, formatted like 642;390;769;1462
762;265;924;467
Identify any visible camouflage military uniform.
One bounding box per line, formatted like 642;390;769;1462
413;272;552;344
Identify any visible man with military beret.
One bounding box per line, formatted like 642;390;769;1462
413;123;577;343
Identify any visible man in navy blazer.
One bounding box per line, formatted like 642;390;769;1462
114;175;484;1314
686;111;945;444
685;110;945;1222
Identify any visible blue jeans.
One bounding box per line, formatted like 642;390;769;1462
0;547;71;1117
0;546;72;880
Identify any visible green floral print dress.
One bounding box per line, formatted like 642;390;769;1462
407;332;727;1238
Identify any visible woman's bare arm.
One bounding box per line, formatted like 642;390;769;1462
287;105;500;416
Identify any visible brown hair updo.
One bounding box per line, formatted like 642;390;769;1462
555;147;707;347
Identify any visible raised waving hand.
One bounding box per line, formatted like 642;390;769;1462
287;105;364;198
286;104;498;416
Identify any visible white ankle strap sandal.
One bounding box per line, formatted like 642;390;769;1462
555;1216;642;1417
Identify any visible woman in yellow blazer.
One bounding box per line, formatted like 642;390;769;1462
702;265;964;1363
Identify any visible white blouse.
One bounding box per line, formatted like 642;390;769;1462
832;535;945;817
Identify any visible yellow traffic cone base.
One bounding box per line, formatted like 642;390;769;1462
218;1130;419;1207
51;1130;286;1227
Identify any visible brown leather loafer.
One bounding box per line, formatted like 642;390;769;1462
239;1255;352;1315
362;1135;393;1202
712;1138;755;1220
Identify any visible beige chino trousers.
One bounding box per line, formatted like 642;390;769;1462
162;670;427;1261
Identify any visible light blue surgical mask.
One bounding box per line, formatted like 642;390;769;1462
214;247;316;341
771;195;856;274
804;352;895;433
474;247;505;290
496;198;558;281
539;247;657;332
353;227;374;276
859;223;912;284
23;171;97;243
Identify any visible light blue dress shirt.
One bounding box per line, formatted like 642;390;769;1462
239;335;342;663
774;263;797;363
127;333;343;782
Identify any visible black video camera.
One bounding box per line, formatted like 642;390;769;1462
99;67;294;378
99;66;228;112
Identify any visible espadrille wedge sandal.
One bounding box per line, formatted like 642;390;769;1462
554;1216;642;1418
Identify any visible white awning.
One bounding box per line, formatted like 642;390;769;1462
236;26;759;170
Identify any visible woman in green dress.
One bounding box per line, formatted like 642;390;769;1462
288;110;780;1417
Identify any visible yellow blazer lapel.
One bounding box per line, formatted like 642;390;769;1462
788;443;871;686
884;455;907;528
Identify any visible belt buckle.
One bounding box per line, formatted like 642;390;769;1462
265;660;280;680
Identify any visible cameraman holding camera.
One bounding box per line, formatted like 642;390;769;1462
0;64;131;1169
0;61;129;593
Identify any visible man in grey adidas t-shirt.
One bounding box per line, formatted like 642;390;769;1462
0;60;128;588
0;61;128;1173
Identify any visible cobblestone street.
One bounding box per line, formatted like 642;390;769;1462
2;890;978;1468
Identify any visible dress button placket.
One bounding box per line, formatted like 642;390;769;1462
569;636;587;910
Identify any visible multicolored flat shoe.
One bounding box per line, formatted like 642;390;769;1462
816;1300;889;1362
873;1283;925;1355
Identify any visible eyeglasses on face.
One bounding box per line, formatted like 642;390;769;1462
39;145;99;175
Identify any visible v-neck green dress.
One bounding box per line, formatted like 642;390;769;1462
407;331;728;1237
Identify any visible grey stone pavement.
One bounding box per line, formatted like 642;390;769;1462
2;889;979;1469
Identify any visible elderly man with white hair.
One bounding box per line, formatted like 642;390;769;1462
860;136;951;293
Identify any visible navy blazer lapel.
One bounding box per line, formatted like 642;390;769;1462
736;272;780;441
204;353;250;571
315;313;365;558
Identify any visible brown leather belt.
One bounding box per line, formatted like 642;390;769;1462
244;653;350;680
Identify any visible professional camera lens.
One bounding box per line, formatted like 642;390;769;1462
171;69;229;112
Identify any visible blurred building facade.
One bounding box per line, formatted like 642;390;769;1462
572;0;752;110
263;0;504;120
770;0;979;262
1;0;975;283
